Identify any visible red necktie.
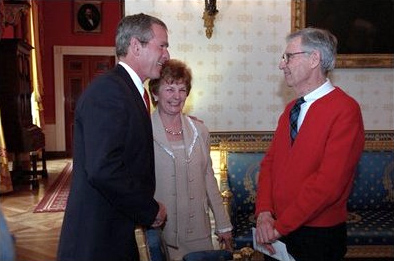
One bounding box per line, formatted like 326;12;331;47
143;89;150;115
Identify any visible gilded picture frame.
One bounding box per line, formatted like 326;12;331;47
74;1;102;33
291;0;394;68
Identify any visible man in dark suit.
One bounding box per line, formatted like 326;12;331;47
57;13;170;261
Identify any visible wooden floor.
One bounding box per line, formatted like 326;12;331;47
0;158;71;261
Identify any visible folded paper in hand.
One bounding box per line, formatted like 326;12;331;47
252;228;296;261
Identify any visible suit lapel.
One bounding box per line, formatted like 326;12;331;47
111;65;152;135
113;65;148;115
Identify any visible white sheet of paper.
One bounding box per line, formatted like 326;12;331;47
252;227;296;261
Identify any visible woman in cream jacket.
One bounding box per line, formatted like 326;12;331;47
149;59;233;260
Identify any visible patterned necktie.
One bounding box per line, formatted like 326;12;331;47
289;97;305;143
143;89;150;115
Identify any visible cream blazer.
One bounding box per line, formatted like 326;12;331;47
151;109;232;248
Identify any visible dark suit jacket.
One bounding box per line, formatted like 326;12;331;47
57;65;158;261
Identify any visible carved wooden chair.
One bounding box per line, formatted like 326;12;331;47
136;226;169;261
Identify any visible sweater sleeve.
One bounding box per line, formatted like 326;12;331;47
255;130;279;216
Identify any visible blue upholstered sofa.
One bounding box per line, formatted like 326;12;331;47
212;131;394;259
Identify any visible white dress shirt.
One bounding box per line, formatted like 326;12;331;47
118;61;148;108
298;79;335;130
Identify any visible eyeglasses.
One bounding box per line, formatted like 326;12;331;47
281;52;308;64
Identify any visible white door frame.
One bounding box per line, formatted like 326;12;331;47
52;46;116;151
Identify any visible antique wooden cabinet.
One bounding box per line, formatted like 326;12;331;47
0;38;46;188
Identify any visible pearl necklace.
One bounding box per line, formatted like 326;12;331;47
165;127;183;135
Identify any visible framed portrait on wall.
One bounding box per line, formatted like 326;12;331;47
74;1;102;33
291;0;394;68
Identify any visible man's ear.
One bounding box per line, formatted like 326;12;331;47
310;51;321;69
129;37;143;55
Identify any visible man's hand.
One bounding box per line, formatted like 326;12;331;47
255;211;281;255
151;202;166;228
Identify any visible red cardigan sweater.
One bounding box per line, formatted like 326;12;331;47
255;87;364;236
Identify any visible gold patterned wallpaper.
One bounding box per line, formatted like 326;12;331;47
125;0;394;131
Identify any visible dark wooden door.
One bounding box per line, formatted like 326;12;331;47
63;55;115;157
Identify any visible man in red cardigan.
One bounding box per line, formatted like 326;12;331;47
255;27;364;261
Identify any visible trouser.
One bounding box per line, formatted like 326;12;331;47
265;222;347;261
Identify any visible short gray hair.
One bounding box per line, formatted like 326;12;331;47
115;13;167;57
287;27;337;74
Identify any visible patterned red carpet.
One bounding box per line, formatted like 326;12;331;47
33;162;72;213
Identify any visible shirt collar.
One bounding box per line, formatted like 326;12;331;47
118;61;144;96
304;78;335;102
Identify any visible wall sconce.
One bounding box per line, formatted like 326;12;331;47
202;0;218;39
